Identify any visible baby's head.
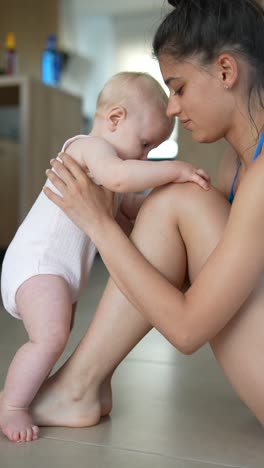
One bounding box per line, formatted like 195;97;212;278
94;72;175;160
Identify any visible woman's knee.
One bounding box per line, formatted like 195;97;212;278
136;183;191;227
130;184;190;287
129;183;230;285
138;183;230;282
139;183;229;226
178;185;230;280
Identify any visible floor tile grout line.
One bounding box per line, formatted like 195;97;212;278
125;356;214;369
42;435;246;468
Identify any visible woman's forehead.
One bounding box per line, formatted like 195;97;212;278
159;55;213;81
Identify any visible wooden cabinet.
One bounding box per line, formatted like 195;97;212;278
0;76;82;248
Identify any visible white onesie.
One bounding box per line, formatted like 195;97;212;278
1;135;122;319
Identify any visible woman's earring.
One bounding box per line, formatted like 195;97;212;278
222;73;229;89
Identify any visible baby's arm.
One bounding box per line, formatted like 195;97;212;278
64;137;210;193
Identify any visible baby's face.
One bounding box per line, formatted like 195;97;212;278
115;106;173;161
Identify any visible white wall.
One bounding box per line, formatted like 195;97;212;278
58;1;115;116
113;11;165;83
58;1;171;117
57;1;233;169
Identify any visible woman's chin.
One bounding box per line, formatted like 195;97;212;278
192;132;218;144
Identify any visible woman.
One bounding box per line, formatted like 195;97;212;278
32;0;264;428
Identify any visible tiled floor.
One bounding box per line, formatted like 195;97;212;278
0;255;263;468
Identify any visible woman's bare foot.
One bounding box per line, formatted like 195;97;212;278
99;378;112;417
0;393;39;442
31;372;112;427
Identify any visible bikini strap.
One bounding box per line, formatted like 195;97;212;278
228;131;264;203
253;131;264;161
228;161;241;204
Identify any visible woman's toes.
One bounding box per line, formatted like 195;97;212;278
32;425;39;440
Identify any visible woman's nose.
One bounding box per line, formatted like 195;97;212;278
166;96;181;118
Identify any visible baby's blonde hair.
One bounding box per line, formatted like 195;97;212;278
96;71;170;118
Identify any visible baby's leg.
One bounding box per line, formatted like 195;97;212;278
0;275;72;442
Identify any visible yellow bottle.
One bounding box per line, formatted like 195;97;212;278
4;32;17;75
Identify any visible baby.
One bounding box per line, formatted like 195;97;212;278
0;71;210;442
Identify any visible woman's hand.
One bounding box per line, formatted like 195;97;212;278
43;153;114;238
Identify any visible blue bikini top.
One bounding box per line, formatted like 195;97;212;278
228;131;264;204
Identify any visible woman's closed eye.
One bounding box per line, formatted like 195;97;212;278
173;86;184;97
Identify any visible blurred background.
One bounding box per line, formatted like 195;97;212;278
0;0;231;255
0;0;172;131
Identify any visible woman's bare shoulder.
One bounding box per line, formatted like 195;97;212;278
235;149;264;206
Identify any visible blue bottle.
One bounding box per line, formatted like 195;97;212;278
41;34;60;86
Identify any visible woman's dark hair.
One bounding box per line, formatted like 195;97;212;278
153;0;264;113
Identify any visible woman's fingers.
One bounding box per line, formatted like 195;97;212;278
45;168;67;194
58;152;89;182
42;152;115;237
43;185;65;208
49;158;77;186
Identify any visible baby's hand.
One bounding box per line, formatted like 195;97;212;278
173;161;211;190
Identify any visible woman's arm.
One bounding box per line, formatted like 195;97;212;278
114;193;147;237
120;193;147;221
43;154;264;354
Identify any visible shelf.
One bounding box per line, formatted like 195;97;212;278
0;76;82;248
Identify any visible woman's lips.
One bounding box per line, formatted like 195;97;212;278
181;119;192;129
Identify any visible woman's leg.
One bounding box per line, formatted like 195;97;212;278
32;183;230;428
210;280;264;426
31;184;187;427
170;187;264;427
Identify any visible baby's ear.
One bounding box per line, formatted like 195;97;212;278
107;106;127;131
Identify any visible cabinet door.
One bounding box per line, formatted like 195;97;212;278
23;80;82;211
0;140;19;248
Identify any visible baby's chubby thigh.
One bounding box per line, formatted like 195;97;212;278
16;275;73;353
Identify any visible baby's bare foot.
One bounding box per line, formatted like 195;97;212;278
0;393;39;442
